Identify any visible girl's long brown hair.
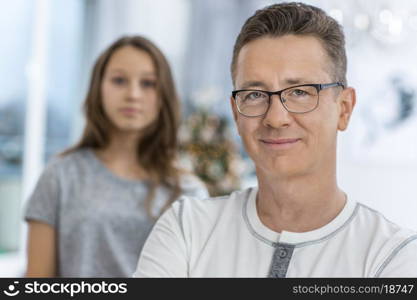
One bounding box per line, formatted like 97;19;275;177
63;35;182;218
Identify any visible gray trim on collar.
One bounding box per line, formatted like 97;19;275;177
294;204;359;248
242;188;276;247
374;234;417;277
242;189;359;248
178;197;185;237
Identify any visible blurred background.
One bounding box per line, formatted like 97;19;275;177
1;0;416;276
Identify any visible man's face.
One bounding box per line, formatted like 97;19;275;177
231;35;355;179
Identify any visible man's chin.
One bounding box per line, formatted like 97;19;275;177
257;160;306;179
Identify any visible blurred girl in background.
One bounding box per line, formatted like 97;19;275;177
24;35;208;277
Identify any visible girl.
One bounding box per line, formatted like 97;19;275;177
24;36;208;277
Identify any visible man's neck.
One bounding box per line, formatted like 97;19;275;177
256;168;346;234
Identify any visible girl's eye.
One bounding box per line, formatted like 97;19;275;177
141;79;157;88
111;77;126;85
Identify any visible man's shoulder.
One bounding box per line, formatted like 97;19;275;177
171;187;256;226
355;202;416;237
175;187;254;209
353;202;417;270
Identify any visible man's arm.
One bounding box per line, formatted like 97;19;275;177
133;201;189;277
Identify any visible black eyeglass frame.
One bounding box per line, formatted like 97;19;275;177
231;82;344;117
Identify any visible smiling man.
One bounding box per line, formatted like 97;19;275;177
134;2;417;277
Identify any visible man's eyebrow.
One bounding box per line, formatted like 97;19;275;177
284;78;308;85
239;81;267;90
239;78;312;90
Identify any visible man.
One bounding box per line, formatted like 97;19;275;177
134;2;417;277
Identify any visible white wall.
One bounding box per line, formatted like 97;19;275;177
338;135;417;230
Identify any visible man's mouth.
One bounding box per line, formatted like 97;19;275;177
260;138;300;144
259;138;301;149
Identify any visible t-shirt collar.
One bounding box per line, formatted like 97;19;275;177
245;186;358;246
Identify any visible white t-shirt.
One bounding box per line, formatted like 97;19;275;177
134;187;417;277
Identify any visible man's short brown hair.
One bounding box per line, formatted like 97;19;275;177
231;2;347;86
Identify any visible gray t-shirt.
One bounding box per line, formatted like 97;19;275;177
24;148;209;277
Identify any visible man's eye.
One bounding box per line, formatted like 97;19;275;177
246;92;265;100
111;77;126;85
291;89;308;96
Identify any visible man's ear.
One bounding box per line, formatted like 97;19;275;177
337;87;356;131
230;96;241;136
230;96;238;122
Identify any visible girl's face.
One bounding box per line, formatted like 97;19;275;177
101;45;160;135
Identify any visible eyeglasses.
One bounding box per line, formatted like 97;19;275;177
232;82;344;117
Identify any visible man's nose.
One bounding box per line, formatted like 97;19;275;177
262;95;292;128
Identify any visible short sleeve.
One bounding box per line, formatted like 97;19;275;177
133;198;188;277
375;235;417;277
24;159;61;228
180;174;209;199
